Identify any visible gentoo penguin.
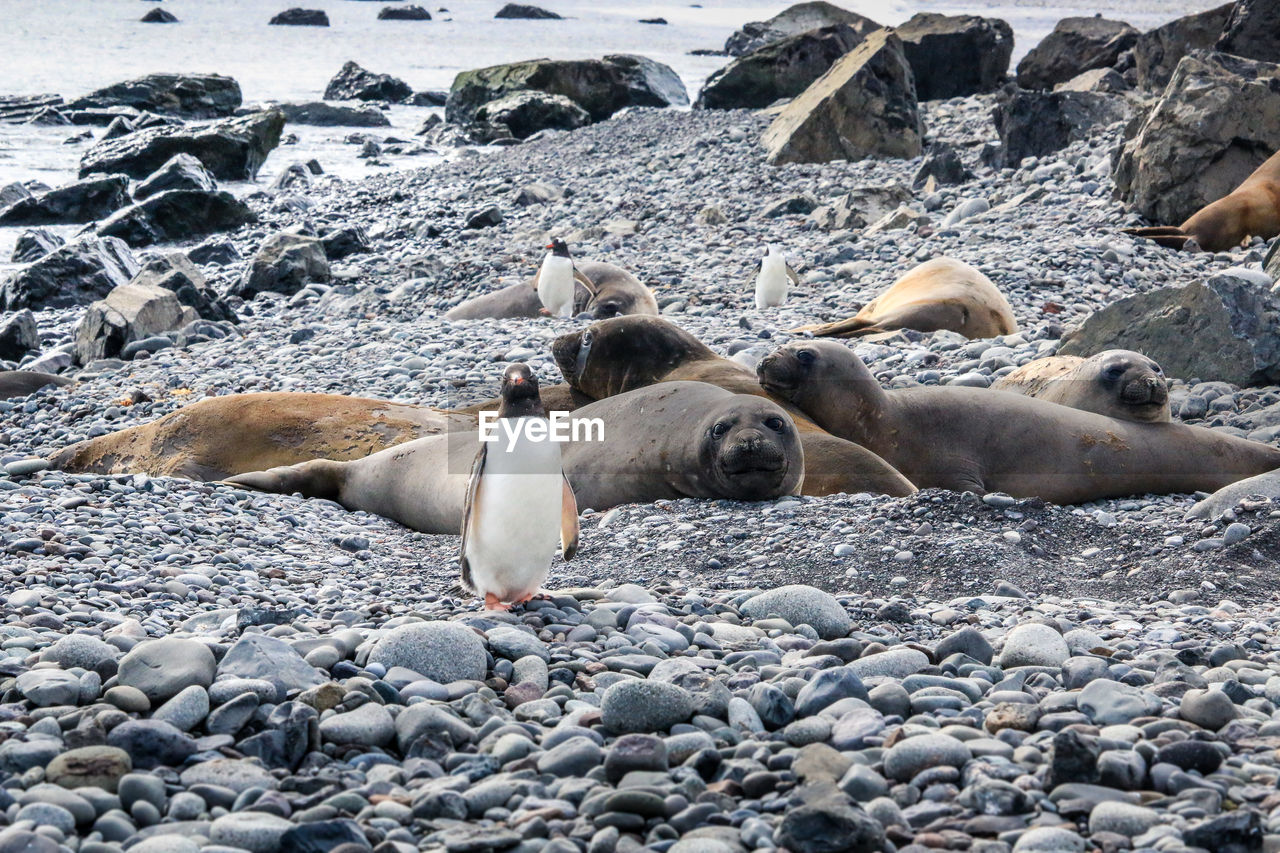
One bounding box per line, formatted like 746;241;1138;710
533;239;596;318
460;363;580;610
754;244;800;309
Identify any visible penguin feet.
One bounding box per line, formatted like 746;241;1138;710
483;593;511;611
538;308;552;316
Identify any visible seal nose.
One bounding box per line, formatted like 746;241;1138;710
737;428;764;450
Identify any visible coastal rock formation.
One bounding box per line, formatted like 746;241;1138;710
895;13;1013;100
1015;17;1139;90
78;109;285;181
696;25;864;111
67;73;242;119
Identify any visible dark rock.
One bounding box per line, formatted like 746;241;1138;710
1113;50;1280;226
775;789;886;853
696;24;865;110
134;153;217;200
1133;3;1235;91
105;720;198;769
11;227;65;263
1;236;139;310
101;116;135;141
762;30;922;165
68;73;241;119
934;626;993;663
97;189;256;248
324;61;413;102
320;224;370;259
1182;809;1263;853
75;281;187;363
233;232;330;298
603;734;668;784
639;18;666;25
130;253;238;323
80;109;284;181
0;311;39;361
725;1;880;57
26;105;71;125
495;4;561;19
272;162;313;190
992;89;1131;167
270;8;330;26
188;238;242;266
1046;729;1099;788
1154;741;1223;774
1217;0;1280;65
277;101;391;126
141;8;178;22
446;54;687;124
379;5;431;20
280;819;368;853
0;94;64;123
407;90;448;106
464;206;503;229
239;702;317;771
472;91;590;140
0;175;131;225
913;143;973;188
896;13;1014;100
1015;16;1139;90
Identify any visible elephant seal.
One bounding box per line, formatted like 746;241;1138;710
549;316;916;498
992;350;1170;422
49;392;474;481
227;381;806;531
788;258;1017;339
1124;149;1280;252
444;261;659;320
1;371;73;399
757;340;1280;503
1187;469;1280;520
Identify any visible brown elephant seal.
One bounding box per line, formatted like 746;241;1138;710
1;371;73;399
1124;149;1280;252
49;392;474;481
757;340;1280;503
992;350;1170;423
788;258;1017;339
226;381;805;531
444;261;659;321
549;316;916;498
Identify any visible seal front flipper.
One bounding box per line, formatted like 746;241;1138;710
560;474;580;561
458;442;488;595
224;460;347;500
785;262;801;287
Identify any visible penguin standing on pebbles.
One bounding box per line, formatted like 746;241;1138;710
533;239;596;318
754;244;800;309
460;363;580;610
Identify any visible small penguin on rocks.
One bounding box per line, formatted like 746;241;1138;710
754;244;800;309
460;363;580;610
533;239;596;318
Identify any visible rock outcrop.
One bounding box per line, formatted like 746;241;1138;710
472;91;591;140
79;110;285;181
67;73;242;119
323;62;413;103
133;154;218;200
1;237;139;311
1132;4;1235;91
993;90;1131;168
724;2;879;56
1015;17;1139;90
75;282;189;364
696;25;864;110
96;190;256;248
1217;0;1280;65
233;233;331;299
0;175;130;225
895;13;1013;100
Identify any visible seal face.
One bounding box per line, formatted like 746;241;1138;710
551;316;708;398
993;349;1171;423
697;398;802;500
1092;350;1168;422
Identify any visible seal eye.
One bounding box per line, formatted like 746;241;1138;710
764;416;785;432
796;350;816;366
1104;366;1125;381
595;303;619;318
711;422;729;439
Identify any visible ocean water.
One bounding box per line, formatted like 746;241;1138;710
0;0;1222;194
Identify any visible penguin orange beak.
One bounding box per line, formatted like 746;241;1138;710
511;376;526;385
545;243;555;249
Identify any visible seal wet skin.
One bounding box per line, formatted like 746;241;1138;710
0;370;73;399
758;340;1280;504
992;349;1170;422
444;260;658;320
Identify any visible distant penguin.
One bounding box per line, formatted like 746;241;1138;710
533;239;596;318
460;363;580;610
754;244;800;309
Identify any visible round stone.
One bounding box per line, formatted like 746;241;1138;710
318;701;394;747
117;638;216;703
209;812;294;853
45;746;132;793
104;685;150;713
368;621;485;683
41;634;120;671
179;759;278;794
882;733;972;782
740;585;852;640
601;680;695;734
1179;688;1237;730
1000;623;1069;668
1088;801;1161;837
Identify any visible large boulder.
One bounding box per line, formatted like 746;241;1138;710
67;73;242;119
269;8;329;26
96;189;255;248
446;54;687;124
134;153;217;200
0;175;130;225
696;25;865;110
276;101;391;126
992;89;1131;168
379;5;431;21
0;311;39;361
895;13;1013;100
1015;17;1139;90
74;282;188;364
1060;272;1280;386
495;3;561;19
141;8;178;23
1217;0;1280;64
323;61;413;103
233;232;330;298
1132;4;1235;91
130;253;237;323
10;228;65;263
1;237;139;311
79;109;285;181
1113;50;1280;225
472;91;590;140
762;29;922;166
725;1;880;56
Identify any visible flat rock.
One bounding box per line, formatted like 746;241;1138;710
79;109;285;181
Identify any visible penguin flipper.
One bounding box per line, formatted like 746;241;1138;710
573;267;597;297
785;263;801;286
560;474;580;561
458;443;488;593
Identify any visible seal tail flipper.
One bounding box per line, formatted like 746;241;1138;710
560;474;580;561
1122;226;1192;250
786;317;876;337
223;459;347;500
572;268;597;298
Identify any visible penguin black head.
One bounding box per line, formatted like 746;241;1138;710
546;239;571;258
499;363;545;418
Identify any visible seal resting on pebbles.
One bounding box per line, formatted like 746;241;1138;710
444;260;658;320
0;371;73;399
992;350;1170;422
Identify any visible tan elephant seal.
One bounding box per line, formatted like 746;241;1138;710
444;261;658;320
789;258;1017;339
992;350;1170;422
0;371;73;399
757;340;1280;503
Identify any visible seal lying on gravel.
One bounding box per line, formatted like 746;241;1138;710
992;350;1170;423
226;381;805;529
49;393;474;480
0;371;73;399
759;340;1280;503
444;260;659;320
550;316;916;498
788;258;1017;339
1124;149;1280;252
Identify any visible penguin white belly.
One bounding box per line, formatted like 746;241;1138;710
755;256;789;309
464;428;564;601
538;256;577;318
